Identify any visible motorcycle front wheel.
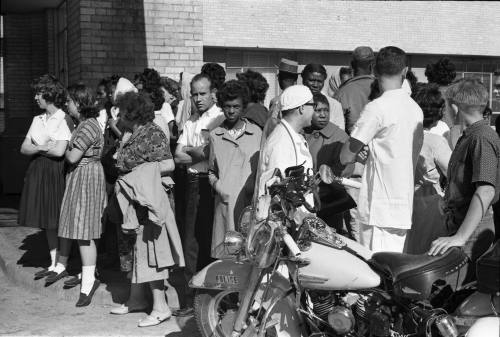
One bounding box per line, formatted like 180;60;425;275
194;289;243;337
194;288;303;337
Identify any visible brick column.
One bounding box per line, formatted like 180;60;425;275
70;0;203;85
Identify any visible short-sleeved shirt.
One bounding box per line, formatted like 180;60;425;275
26;109;73;145
177;104;224;173
303;122;348;172
444;119;500;233
334;75;375;134
70;118;104;163
116;122;171;173
351;88;424;229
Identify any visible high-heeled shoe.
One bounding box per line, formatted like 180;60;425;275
75;279;100;307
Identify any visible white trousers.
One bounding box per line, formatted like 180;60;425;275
359;224;408;253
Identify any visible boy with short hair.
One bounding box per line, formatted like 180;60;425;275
429;79;499;276
339;46;424;253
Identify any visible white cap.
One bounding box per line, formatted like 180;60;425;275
113;77;138;101
280;85;313;111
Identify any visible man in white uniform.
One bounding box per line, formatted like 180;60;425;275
339;46;424;253
259;85;315;198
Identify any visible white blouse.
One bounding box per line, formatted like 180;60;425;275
25;109;73;145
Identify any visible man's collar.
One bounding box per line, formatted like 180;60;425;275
204;104;221;117
463;119;489;136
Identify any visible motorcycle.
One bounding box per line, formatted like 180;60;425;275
190;164;498;337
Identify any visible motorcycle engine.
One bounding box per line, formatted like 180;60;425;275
354;293;393;337
309;291;356;336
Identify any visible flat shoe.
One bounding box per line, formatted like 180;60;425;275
75;279;100;307
34;268;52;280
110;304;148;315
138;310;171;327
63;275;81;288
45;270;69;286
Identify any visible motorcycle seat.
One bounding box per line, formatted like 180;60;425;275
370;247;469;299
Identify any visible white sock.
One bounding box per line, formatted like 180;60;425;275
49;249;57;271
53;262;66;274
81;265;96;295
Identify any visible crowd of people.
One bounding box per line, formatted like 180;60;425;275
17;44;500;327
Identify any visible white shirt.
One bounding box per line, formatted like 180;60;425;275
351;88;423;230
428;120;450;137
177;104;224;173
97;109;108;134
324;91;345;131
159;102;175;124
259;119;313;197
26;109;73;145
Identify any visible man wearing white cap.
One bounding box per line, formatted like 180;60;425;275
259;85;315;196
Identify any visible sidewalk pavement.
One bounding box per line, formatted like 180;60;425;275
0;216;179;309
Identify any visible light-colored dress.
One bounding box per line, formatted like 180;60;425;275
405;131;451;254
59;118;107;240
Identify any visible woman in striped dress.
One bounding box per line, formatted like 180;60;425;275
54;84;107;307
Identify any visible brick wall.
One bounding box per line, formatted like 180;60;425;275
2;13;49;193
203;0;500;57
3;13;48;133
69;0;203;85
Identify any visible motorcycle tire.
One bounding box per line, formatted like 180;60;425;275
194;289;241;337
194;289;303;337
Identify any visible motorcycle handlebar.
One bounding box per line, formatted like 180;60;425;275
282;232;301;257
338;177;362;189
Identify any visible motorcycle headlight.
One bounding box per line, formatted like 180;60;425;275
223;231;245;256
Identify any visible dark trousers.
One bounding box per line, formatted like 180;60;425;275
170;170;214;307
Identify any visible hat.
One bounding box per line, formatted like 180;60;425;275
113;77;138;101
276;58;299;74
280;85;313;111
353;46;375;62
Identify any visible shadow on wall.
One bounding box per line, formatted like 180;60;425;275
0;0;149;198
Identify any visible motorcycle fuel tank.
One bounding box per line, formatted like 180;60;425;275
297;237;380;291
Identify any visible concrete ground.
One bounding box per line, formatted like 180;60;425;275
0;270;199;336
0;212;201;336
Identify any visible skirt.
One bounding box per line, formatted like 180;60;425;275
58;160;107;240
18;155;66;230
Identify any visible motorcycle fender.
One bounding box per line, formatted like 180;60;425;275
189;259;252;291
254;272;305;337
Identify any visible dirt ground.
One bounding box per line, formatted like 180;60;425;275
0;271;201;336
